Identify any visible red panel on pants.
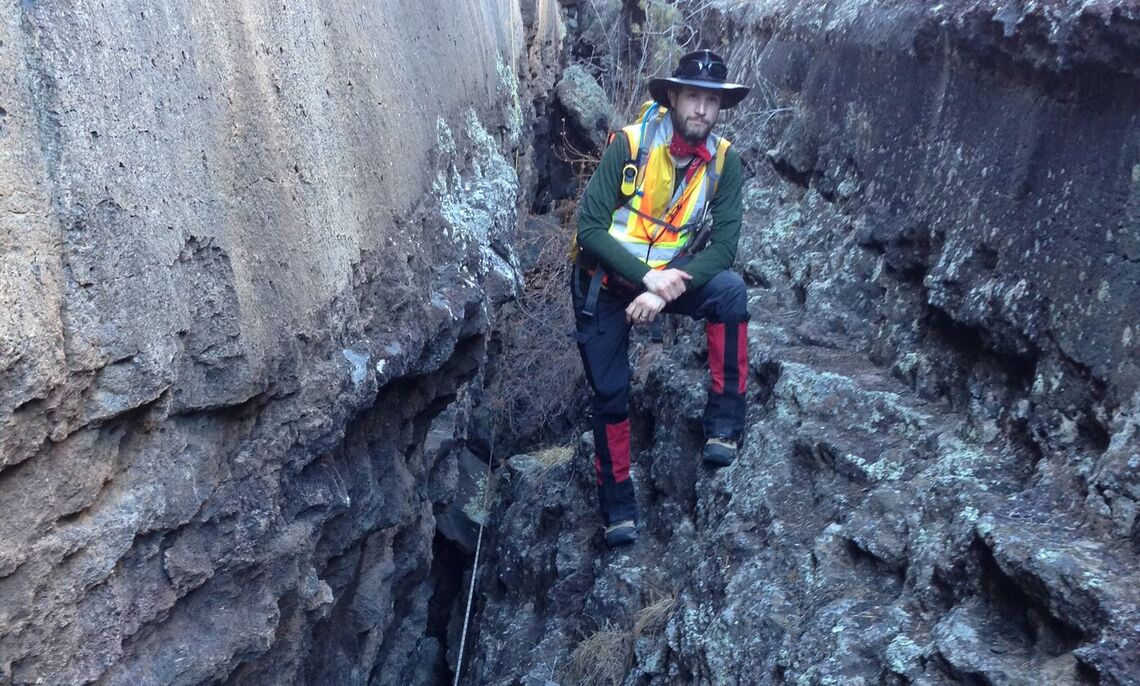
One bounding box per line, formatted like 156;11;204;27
706;322;748;395
708;322;726;394
605;419;631;482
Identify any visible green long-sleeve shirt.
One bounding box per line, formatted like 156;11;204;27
576;135;744;291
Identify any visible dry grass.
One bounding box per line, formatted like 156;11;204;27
569;624;631;686
565;592;677;685
518;444;577;484
531;444;575;470
632;593;675;640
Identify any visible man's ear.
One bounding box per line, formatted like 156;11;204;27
667;88;678;108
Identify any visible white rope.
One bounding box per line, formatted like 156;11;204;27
451;510;485;685
452;436;494;686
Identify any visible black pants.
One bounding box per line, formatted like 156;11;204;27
571;268;750;525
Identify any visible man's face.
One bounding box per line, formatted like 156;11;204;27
668;86;722;142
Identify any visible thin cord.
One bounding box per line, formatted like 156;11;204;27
452;433;494;686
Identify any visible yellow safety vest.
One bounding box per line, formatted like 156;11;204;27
608;102;732;270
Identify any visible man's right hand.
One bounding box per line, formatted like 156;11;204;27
642;268;692;302
625;292;666;325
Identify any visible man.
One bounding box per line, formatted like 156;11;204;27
571;50;751;547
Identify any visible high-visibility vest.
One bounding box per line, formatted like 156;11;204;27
608;102;732;270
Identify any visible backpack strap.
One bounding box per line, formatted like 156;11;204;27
707;136;732;196
613;102;664;198
634;106;663;190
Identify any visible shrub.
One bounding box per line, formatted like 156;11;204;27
486;192;590;451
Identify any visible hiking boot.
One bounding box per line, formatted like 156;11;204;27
604;520;638;547
702;436;737;467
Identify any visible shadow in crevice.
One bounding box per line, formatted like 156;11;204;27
930;538;1096;685
425;532;474;685
974;538;1088;654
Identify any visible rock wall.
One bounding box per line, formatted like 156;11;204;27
0;0;565;683
469;1;1140;685
722;0;1139;425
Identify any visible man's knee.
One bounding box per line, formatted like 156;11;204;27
705;270;748;321
592;382;630;418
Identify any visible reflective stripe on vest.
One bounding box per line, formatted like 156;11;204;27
607;113;726;269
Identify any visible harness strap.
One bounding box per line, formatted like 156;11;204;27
628;204;684;234
583;266;605;321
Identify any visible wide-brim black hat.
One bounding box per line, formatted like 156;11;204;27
648;50;750;110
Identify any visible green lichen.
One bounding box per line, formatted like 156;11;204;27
776;362;932;442
462;473;491;526
884;635;923;674
838;452;905;482
556;64;615;146
433;110;522;289
433;118;459;201
641;2;684;82
495;56;523;148
936;439;989;479
1082;570;1104;589
1097;280;1111;302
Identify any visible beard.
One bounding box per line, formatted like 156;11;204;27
671;110;714;143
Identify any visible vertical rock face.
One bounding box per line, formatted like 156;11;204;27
0;0;565;683
470;2;1140;685
727;0;1140;405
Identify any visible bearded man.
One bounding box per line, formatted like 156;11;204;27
570;50;752;547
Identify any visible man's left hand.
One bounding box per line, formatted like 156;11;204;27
642;268;691;302
625;292;666;325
